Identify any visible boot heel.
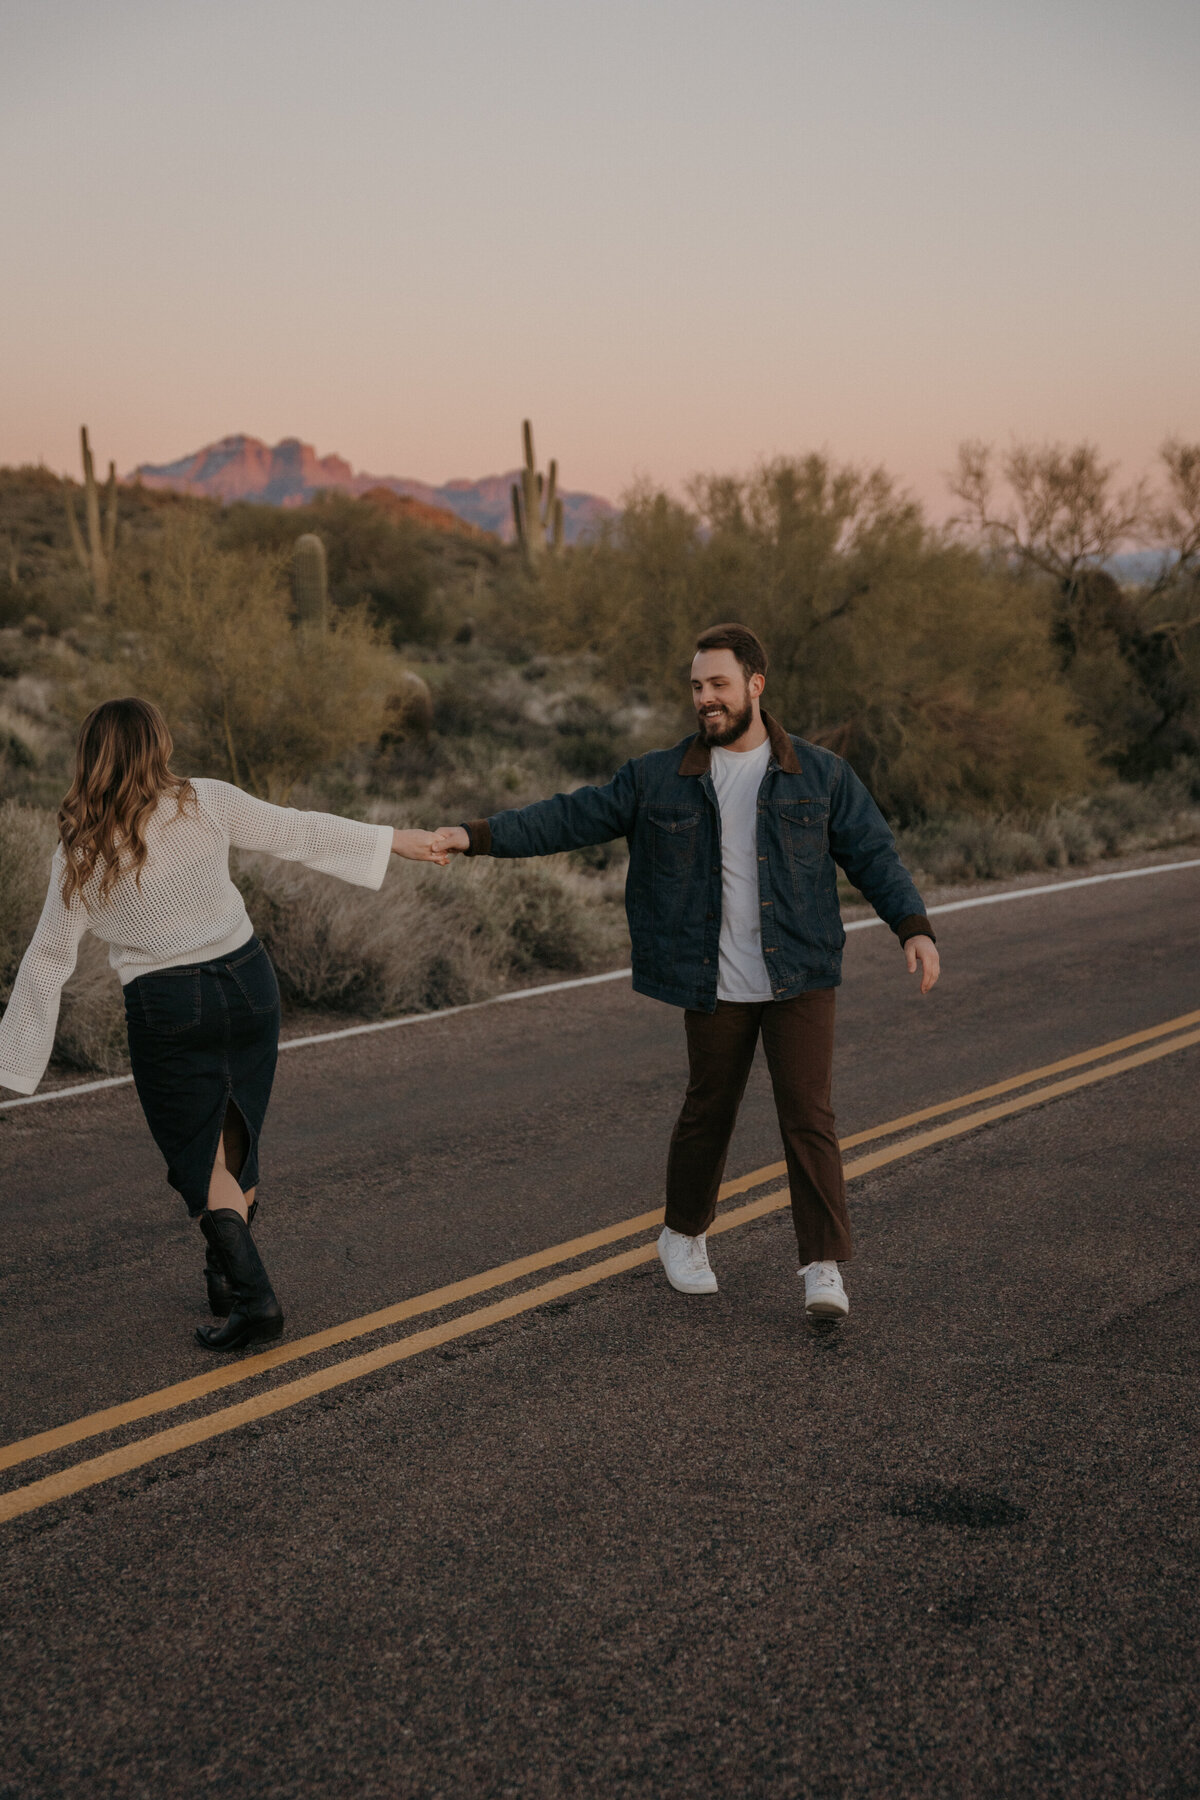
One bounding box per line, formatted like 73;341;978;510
246;1308;285;1344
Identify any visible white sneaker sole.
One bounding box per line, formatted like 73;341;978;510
657;1233;718;1295
805;1292;849;1319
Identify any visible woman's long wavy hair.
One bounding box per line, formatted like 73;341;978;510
59;698;193;908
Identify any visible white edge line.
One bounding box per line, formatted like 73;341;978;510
842;854;1200;930
0;970;634;1112
5;854;1200;1114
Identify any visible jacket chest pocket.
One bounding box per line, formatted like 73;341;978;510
647;806;702;873
777;802;829;872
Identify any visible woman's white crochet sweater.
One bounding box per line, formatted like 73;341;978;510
0;780;393;1096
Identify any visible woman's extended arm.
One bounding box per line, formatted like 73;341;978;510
196;781;443;888
0;852;89;1096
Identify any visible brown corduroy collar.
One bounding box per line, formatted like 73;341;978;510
677;709;801;777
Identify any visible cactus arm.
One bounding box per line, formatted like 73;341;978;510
544;459;558;531
64;490;88;574
522;463;544;553
511;482;527;553
103;461;118;559
552;496;564;549
522;419;535;475
81;428;103;573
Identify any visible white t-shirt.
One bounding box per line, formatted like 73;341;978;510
710;737;774;1003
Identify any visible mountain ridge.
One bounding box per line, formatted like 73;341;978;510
131;434;616;544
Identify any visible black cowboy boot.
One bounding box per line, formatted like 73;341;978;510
205;1198;258;1316
195;1209;284;1351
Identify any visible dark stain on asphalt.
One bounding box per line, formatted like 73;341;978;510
886;1482;1029;1530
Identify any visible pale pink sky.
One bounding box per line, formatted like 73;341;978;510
2;0;1197;516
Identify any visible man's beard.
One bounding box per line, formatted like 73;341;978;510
699;697;755;747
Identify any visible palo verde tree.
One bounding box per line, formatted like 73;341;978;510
532;453;1095;820
100;514;393;800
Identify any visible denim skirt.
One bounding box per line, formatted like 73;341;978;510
123;937;281;1216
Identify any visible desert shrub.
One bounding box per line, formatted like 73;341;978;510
529;457;1096;822
219;492;436;646
97;514;394;800
948;437;1200;779
897;772;1200;885
552;694;621;778
234;852;605;1017
52;935;129;1074
0;800;56;988
0;800;128;1074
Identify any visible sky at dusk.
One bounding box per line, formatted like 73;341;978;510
2;0;1197;515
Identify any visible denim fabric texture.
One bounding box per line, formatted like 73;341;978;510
123;936;281;1214
474;713;929;1013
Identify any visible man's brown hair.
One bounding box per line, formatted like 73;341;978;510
694;622;768;681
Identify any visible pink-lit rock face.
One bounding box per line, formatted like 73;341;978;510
132;435;616;543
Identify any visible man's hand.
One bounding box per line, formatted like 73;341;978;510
430;826;471;858
904;934;940;994
391;828;450;865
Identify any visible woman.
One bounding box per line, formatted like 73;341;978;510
0;697;445;1351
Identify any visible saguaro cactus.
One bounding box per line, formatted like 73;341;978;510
291;533;329;631
510;420;564;564
64;426;118;606
380;669;435;745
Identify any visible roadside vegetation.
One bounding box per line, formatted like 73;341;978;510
2;430;1198;1076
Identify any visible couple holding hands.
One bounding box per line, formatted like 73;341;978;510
0;622;938;1353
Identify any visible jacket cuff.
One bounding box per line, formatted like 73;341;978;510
896;914;936;945
463;819;493;857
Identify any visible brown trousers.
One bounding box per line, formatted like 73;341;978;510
664;989;851;1264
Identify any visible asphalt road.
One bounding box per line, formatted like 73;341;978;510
1;864;1198;1796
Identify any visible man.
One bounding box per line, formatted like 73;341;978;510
432;623;939;1320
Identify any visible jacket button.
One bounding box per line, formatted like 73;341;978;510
706;911;715;920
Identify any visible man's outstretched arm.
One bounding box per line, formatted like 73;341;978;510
432;759;640;861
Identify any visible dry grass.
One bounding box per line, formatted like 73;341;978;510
897;769;1200;885
234;850;620;1016
0;800;130;1074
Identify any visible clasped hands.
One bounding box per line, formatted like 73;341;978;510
390;826;471;866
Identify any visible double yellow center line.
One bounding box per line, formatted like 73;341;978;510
3;1007;1199;1526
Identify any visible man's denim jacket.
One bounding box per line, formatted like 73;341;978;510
465;711;933;1013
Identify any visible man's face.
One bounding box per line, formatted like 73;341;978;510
691;649;762;746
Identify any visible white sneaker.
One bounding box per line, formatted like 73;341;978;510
801;1261;849;1319
657;1226;718;1295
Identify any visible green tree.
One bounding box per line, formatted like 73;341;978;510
951;438;1200;777
535;454;1095;820
98;514;393;799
